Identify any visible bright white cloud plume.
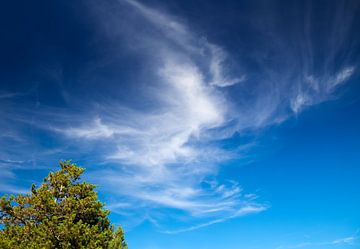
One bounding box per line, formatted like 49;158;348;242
51;0;356;231
50;0;265;231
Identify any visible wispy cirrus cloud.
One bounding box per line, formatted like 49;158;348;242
290;66;356;113
276;231;359;249
52;0;356;232
162;204;267;234
0;159;30;194
47;0;265;231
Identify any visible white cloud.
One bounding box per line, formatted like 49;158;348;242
0;162;29;194
290;66;355;113
50;0;355;231
208;44;246;87
64;117;116;139
55;4;257;228
330;66;355;89
0;92;23;99
162;205;267;234
276;233;358;249
0;183;28;195
123;0;244;87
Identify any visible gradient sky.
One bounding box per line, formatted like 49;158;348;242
1;0;360;248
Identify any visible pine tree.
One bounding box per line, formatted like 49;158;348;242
0;160;128;249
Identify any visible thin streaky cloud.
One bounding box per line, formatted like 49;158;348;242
44;0;357;231
276;233;359;249
162;205;268;234
0;183;29;195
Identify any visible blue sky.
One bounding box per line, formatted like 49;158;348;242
1;0;360;248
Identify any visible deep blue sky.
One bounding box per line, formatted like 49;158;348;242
1;1;360;248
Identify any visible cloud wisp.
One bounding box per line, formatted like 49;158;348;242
276;231;359;249
52;0;266;231
56;0;356;232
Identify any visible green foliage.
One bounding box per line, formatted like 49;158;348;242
0;160;128;249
